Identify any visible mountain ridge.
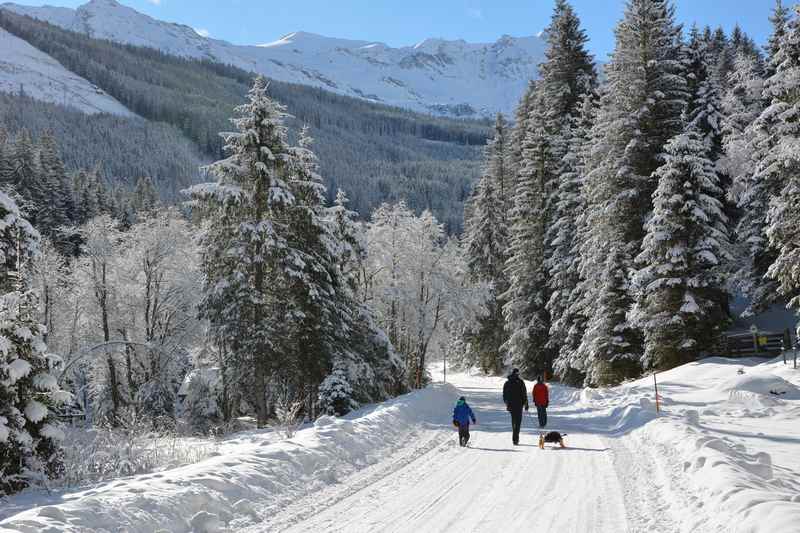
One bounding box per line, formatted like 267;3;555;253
1;0;545;116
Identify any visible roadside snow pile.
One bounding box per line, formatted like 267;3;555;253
719;373;800;404
0;384;459;533
601;358;800;532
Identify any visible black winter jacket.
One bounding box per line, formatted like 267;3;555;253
503;375;528;411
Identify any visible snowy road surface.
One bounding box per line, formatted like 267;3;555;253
262;372;630;532
3;357;800;532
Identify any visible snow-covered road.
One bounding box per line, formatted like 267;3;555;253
250;370;633;533
4;358;799;532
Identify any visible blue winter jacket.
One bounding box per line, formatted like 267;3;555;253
453;399;476;426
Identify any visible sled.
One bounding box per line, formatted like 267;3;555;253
539;432;566;449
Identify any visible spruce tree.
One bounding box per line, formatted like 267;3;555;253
464;115;510;374
737;5;800;313
502;111;550;378
633;131;731;370
37;132;72;235
583;245;641;386
549;92;596;384
133;176;159;214
767;0;791;77
578;0;686;384
0;192;67;495
504;0;596;377
191;77;300;426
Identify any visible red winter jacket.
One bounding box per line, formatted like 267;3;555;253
533;383;549;407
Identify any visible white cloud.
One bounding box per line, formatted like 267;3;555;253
147;0;161;4
194;28;210;38
466;7;483;20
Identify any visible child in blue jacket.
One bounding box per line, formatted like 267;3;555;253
452;396;477;447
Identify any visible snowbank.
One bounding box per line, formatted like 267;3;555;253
578;357;800;532
0;384;459;532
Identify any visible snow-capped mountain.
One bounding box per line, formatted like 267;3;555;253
0;26;134;115
1;0;545;116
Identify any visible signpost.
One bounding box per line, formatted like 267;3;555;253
750;325;759;357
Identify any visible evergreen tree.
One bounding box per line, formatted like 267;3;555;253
578;0;686;384
132;176;159;214
285;126;350;410
582;245;641;386
191;77;301;427
549;92;596;384
37;132;72;235
503;0;596;377
737;5;800;313
767;0;791;77
502;113;550;378
633;131;731;370
464;115;510;374
7;131;46;226
766;176;800;335
0;192;67;495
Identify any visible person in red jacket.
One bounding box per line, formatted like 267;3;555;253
532;376;549;428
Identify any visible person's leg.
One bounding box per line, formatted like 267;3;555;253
463;424;470;446
458;424;466;446
511;409;522;444
537;406;546;428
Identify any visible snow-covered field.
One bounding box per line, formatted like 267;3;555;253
2;357;799;532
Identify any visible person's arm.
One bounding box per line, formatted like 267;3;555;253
522;381;529;410
469;406;476;424
544;386;549;408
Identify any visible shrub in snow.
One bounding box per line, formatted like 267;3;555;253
0;192;69;495
318;365;356;416
178;367;224;434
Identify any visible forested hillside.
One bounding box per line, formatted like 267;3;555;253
0;9;488;230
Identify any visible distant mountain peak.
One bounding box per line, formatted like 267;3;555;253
1;1;547;116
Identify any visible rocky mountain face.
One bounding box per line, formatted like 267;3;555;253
2;0;545;116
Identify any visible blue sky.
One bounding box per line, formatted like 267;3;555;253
11;0;776;58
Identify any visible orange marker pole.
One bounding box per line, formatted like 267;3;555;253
653;372;660;413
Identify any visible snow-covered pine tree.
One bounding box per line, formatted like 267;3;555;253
582;245;641;386
767;0;791;77
549;92;597;385
721;52;765;199
633;131;731;370
37;132;72;237
503;0;597;378
766;175;800;338
285;126;356;414
506;81;536;198
464;114;510;374
577;0;686;384
737;4;800;314
190;76;300;427
7;131;46;228
685;26;726;159
132;176;159;214
502;111;551;379
0;192;68;496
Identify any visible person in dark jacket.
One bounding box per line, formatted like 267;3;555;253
452;396;477;447
532;376;549;428
502;368;528;445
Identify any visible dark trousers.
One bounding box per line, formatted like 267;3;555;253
510;408;523;444
536;406;547;428
457;423;470;446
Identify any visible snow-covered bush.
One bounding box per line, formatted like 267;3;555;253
56;420;219;488
178;367;224;434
